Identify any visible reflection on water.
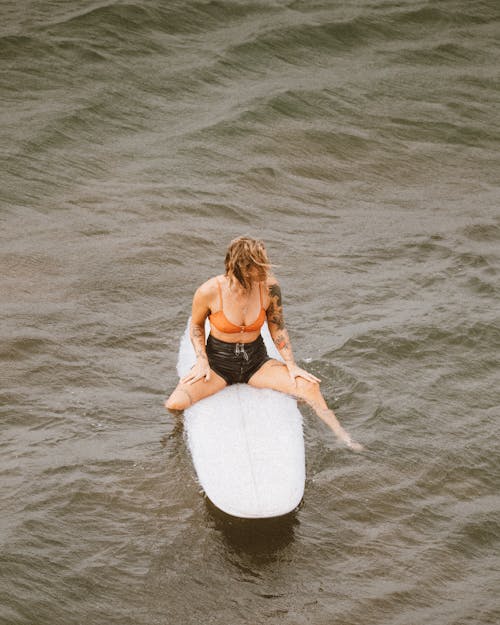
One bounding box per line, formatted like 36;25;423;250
160;417;184;448
206;500;299;560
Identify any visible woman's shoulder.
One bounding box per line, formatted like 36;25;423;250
264;273;280;291
262;274;281;307
195;275;224;299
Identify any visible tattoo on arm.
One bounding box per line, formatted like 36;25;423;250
267;284;285;330
275;335;293;362
274;332;290;351
192;325;204;340
190;323;207;360
269;283;282;307
267;282;294;361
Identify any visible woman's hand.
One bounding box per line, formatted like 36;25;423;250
346;439;364;452
181;358;211;384
286;362;321;386
340;432;364;452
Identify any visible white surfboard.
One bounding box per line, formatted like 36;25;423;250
177;319;305;519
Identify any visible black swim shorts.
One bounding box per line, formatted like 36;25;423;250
206;334;270;385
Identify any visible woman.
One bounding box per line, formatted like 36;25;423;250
165;236;362;451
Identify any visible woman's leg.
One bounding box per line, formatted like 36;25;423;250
248;360;362;450
165;370;227;413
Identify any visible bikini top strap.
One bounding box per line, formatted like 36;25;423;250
216;279;223;311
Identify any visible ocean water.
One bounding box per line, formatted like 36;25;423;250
1;0;499;623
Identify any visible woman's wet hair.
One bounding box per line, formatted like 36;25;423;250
225;236;272;289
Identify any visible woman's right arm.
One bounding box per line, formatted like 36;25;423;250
180;284;212;384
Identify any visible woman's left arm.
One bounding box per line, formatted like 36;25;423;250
266;280;320;386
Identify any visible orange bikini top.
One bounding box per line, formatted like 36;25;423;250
209;279;266;334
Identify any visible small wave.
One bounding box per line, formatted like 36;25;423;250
0;336;55;361
186;86;379;166
191;202;251;222
46;3;156;34
339;321;500;366
44;1;277;38
446;507;499;559
455;251;491;269
0;33;57;60
224;14;399;68
381;115;494;148
390;42;486;68
393;6;492;28
465;277;497;297
339;237;454;273
461;222;500;242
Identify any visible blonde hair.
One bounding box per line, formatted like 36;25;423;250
225;236;272;289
